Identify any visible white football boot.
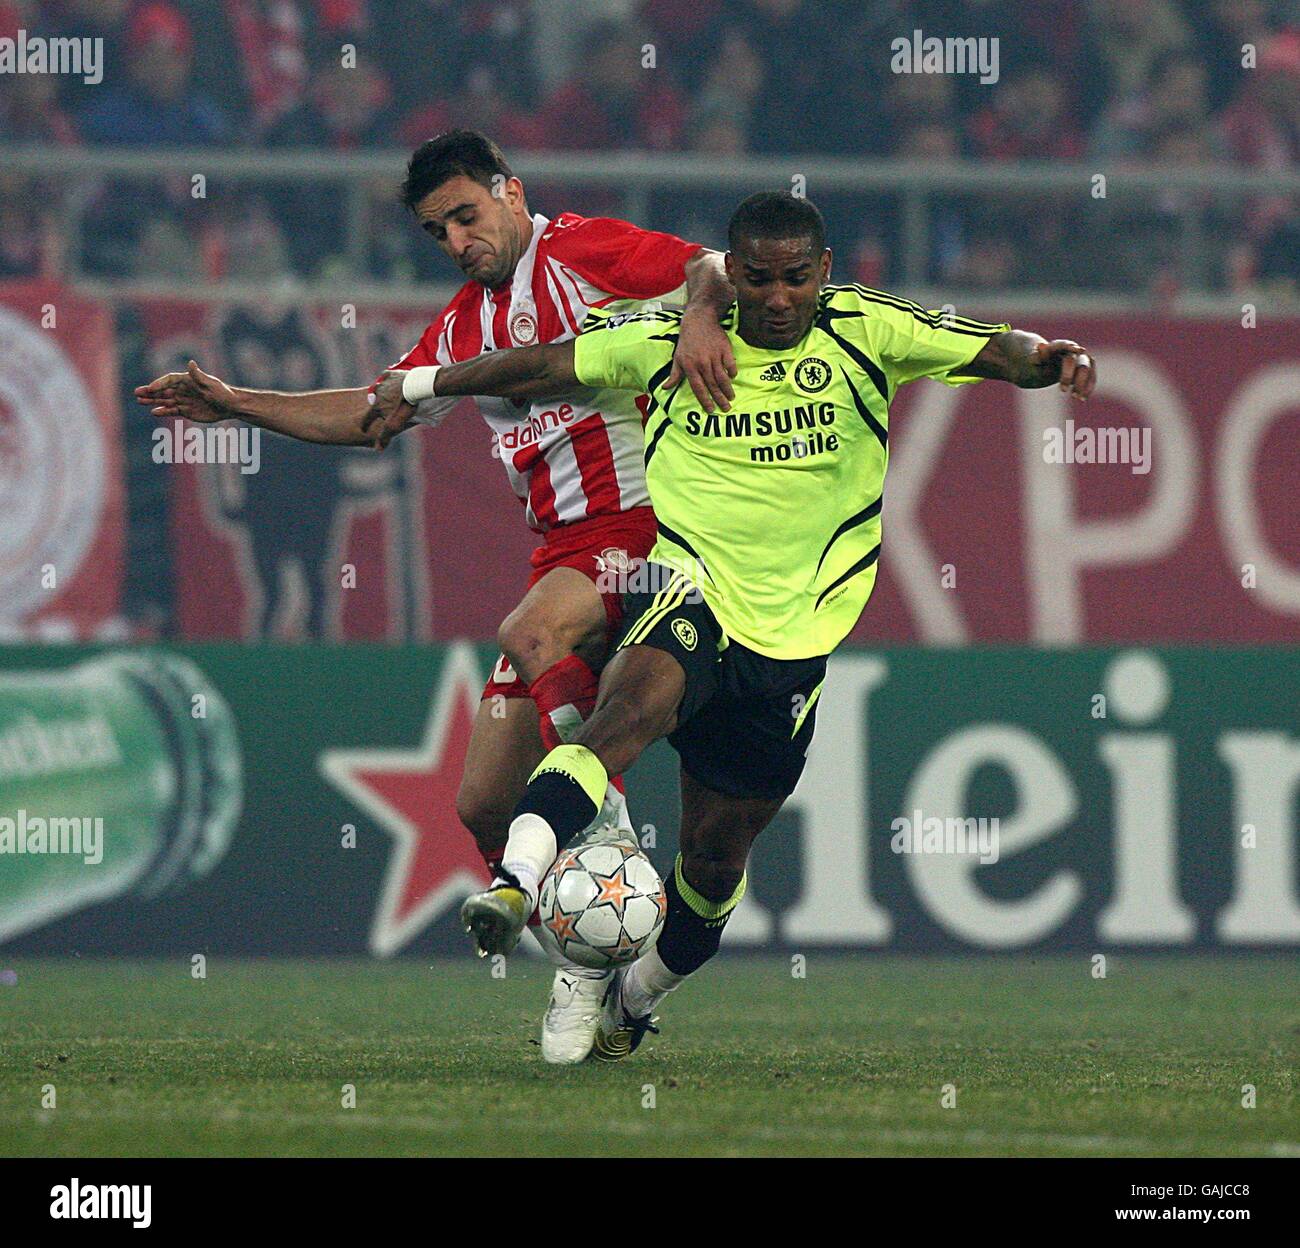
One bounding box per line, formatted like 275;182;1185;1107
537;781;634;1062
540;966;612;1064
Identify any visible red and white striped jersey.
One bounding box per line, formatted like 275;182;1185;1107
387;212;701;532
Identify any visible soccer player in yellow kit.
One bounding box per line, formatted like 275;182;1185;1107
371;191;1096;1060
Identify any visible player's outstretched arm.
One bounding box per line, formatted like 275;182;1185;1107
960;330;1097;399
403;341;579;402
136;360;401;447
363;342;581;450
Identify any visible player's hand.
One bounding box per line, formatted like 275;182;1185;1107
134;360;237;422
669;306;737;413
1035;340;1096;400
360;370;416;450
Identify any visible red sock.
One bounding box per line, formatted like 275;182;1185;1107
527;654;626;810
528;654;600;752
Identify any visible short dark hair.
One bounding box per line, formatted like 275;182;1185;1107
400;130;514;212
727;191;826;255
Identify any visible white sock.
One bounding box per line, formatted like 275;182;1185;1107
621;946;686;1018
499;812;557;912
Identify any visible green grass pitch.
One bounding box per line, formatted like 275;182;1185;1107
0;956;1295;1157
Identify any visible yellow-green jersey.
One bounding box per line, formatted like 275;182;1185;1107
573;285;1010;660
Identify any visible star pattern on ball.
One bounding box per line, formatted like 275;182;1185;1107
611;926;642;960
592;862;637;919
548;908;580;949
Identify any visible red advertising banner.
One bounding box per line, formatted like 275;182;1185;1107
861;315;1300;644
0;281;124;639
135;296;533;642
131;304;1299;644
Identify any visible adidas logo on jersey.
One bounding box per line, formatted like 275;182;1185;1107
758;362;787;382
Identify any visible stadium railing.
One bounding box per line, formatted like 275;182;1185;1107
5;145;1298;315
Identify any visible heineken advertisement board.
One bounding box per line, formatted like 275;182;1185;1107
0;643;1296;955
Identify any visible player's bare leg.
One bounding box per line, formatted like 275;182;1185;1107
462;644;682;959
595;771;781;1060
459;566;647;1061
458;666;613;1062
456;696;545;867
460;567;635;958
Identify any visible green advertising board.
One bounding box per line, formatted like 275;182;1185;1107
0;643;1295;955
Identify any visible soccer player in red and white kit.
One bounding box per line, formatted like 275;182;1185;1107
136;130;736;1064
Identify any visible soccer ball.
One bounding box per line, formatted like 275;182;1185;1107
537;842;666;970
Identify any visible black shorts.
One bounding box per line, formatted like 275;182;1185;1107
611;564;828;800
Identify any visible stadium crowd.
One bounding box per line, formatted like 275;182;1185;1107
1;0;1298;294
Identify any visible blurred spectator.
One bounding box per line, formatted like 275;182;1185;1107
265;46;398;275
1220;29;1300;170
639;0;724;99
220;194;293;280
0;174;48;277
1090;49;1223;162
0;67;79;144
378;0;535;126
1079;0;1191;133
220;0;309;136
267;45;396;148
42;0;135;112
1194;0;1275;111
134;212;204;279
688;103;748;158
948;231;1019;290
1220;30;1300;287
722;0;840;155
535;19;685;150
885;71;961;156
73;4;230;276
969;65;1085;162
817;0;913;156
687;28;762;155
530;0;635;95
78;3;228;145
397;65;543;151
0;0;1297;294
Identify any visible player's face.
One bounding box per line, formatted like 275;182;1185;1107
727;237;831;350
414;174;528;289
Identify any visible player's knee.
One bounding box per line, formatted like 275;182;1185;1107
680;849;745;902
497;610;559;683
455;784;508;852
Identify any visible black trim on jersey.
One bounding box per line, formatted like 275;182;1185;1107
838;366;888;450
814;309;890;406
645;356;675;396
656;521;712;583
644;414;672;467
645;340;690;414
834;284;1005;337
581;309;682;335
814;542;880;610
815;494;883;577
